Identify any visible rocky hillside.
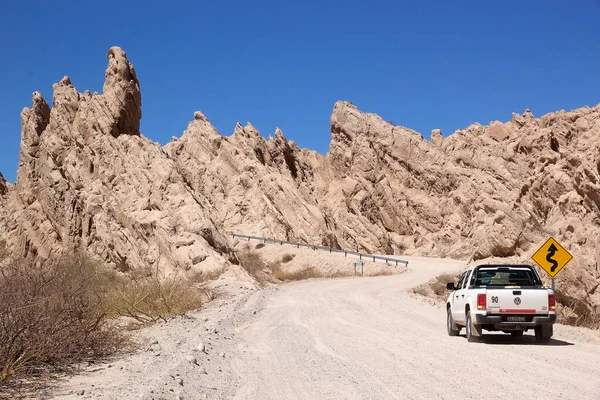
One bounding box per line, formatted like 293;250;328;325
0;47;599;321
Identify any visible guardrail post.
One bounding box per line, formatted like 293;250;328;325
359;254;362;260
344;251;347;257
373;256;375;262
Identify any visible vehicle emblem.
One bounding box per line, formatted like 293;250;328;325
514;297;522;306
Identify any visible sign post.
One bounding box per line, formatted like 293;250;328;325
531;237;573;291
353;260;365;277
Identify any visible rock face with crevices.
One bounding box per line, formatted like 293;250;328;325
0;173;6;197
5;47;235;274
0;173;8;250
0;47;599;323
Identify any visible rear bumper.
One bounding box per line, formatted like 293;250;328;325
475;313;556;329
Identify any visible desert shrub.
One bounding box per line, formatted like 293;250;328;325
412;272;460;305
107;267;204;324
189;267;226;284
368;270;394;277
272;264;323;281
324;270;354;279
0;257;125;395
281;253;295;263
271;262;357;281
238;251;265;275
431;273;459;297
412;284;430;297
238;251;272;286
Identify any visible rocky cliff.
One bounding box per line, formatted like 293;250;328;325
5;47;235;275
0;47;599;322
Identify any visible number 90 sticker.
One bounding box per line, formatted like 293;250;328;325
488;295;500;309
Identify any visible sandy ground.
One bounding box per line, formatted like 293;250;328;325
47;249;600;400
237;240;408;277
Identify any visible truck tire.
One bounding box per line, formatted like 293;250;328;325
447;307;460;336
535;325;553;343
466;312;481;343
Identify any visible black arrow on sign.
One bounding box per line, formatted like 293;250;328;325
546;243;559;273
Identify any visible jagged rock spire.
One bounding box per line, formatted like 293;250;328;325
102;46;142;136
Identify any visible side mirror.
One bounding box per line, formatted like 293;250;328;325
446;282;456;291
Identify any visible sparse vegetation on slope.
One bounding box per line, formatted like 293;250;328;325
272;263;324;281
0;254;215;397
281;253;295;263
412;272;460;305
238;247;363;284
0;257;126;396
107;267;205;324
238;250;274;287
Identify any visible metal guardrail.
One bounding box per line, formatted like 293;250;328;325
232;233;409;267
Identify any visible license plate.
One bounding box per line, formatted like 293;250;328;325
507;316;526;322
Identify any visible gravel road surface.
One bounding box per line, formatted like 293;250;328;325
54;256;600;400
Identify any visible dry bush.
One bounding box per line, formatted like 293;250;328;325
107;267;204;324
281;253;295;263
412;272;459;305
412;284;430;297
368;270;394;277
271;262;354;281
272;263;323;281
238;251;265;275
238;250;273;286
431;273;459;297
189;267;226;284
325;270;354;279
0;257;126;395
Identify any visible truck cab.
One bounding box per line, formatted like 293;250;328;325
446;264;556;343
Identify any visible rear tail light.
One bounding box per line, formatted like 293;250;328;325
549;294;556;311
477;294;486;310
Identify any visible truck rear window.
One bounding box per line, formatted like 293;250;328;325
474;269;539;287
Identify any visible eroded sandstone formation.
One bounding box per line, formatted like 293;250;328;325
0;47;598;321
5;47;235;275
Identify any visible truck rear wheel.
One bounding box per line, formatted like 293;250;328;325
447;307;460;336
466;312;481;342
535;325;553;343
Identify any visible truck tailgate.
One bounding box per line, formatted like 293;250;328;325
486;289;549;315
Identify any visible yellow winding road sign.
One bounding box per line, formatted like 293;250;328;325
531;237;573;278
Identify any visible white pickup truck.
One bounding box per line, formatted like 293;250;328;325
446;264;556;343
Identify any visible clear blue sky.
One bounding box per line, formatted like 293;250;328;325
1;1;599;182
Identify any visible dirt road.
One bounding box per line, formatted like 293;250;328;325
231;256;600;400
55;255;600;399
